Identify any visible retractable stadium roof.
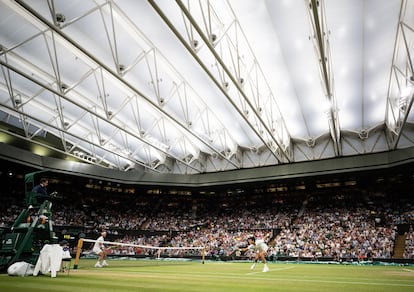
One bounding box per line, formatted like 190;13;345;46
0;0;413;175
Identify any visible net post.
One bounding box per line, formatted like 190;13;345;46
202;247;205;264
73;238;84;269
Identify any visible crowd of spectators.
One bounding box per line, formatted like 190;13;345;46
404;226;414;259
0;181;413;261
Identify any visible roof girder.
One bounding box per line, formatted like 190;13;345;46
149;0;293;163
9;0;244;172
385;0;414;149
307;0;342;156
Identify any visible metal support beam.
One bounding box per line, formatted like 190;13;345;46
149;0;292;163
385;0;414;149
11;0;240;172
307;0;342;156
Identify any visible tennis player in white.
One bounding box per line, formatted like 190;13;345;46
93;231;109;268
240;233;271;272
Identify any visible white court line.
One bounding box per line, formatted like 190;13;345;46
403;268;414;272
110;266;414;287
246;266;295;275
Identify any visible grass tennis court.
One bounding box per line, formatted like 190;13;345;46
1;259;414;291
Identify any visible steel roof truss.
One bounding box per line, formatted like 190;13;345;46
307;0;342;157
177;0;292;162
385;1;414;149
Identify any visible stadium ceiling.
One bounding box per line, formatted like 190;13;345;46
0;0;413;175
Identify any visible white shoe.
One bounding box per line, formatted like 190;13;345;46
263;265;269;272
250;263;256;270
95;262;102;268
102;260;108;267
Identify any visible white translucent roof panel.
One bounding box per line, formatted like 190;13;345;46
0;0;412;174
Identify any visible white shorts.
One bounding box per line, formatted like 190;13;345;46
257;242;268;253
93;247;103;254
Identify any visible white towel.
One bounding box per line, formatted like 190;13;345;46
33;244;63;278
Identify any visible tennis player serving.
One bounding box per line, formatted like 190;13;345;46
239;232;271;272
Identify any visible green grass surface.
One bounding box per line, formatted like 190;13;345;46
1;259;413;291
